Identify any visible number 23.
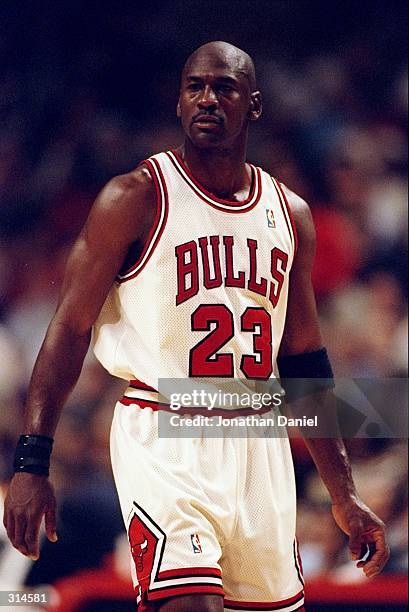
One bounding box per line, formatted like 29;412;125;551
189;304;273;379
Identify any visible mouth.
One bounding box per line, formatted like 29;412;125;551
192;115;222;126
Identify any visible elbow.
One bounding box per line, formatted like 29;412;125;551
50;313;93;341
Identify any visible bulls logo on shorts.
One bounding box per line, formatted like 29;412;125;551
128;502;167;591
131;529;149;574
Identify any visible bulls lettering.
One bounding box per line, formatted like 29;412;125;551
175;235;288;307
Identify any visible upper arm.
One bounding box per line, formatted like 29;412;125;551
53;164;156;334
279;184;323;356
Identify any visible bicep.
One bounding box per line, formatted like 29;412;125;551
53;170;154;334
54;231;127;333
279;192;323;356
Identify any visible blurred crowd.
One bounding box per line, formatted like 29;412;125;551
0;0;407;602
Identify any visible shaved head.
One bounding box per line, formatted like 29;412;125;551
182;41;257;91
178;40;262;150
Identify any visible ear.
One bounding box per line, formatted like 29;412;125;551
249;91;262;122
176;99;181;118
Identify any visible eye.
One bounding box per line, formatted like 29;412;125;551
186;83;201;92
216;84;236;96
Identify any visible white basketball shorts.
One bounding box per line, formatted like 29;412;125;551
110;397;305;611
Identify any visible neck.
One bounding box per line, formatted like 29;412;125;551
180;137;250;201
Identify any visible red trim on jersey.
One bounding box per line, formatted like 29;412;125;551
117;157;169;283
119;396;274;418
224;589;304;610
276;180;299;257
172;149;256;207
116;160;161;279
147;584;224;601
270;176;295;259
129;379;157;392
296;540;303;575
120;397;170;408
157;567;222;580
168;150;262;213
137;566;223;610
293;538;304;587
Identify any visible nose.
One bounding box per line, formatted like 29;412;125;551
198;85;218;110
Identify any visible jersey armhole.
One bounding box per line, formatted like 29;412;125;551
270;177;299;259
116;158;169;283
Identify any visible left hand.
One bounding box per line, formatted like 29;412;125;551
332;497;390;578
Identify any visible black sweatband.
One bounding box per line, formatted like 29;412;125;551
277;347;335;403
13;434;54;477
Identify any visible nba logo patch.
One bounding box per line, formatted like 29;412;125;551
266;208;275;228
191;533;202;554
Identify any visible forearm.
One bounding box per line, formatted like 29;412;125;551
287;389;357;503
303;436;356;503
23;318;91;437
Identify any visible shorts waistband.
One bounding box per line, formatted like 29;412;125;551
119;389;274;418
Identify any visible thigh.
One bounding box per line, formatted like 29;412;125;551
110;403;228;608
222;437;305;611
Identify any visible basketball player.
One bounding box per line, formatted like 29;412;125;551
4;42;389;611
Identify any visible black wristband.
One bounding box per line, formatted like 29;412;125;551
13;434;54;477
277;347;335;403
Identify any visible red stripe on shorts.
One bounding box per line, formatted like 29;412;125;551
224;589;304;610
147;584;224;601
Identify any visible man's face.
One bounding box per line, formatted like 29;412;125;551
177;52;260;149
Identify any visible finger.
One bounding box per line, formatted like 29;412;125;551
357;552;388;573
361;546;390;577
366;541;377;561
24;513;43;560
2;506;8;529
364;558;387;579
4;511;15;543
45;508;58;542
357;545;389;566
359;532;389;576
13;514;29;557
349;523;363;560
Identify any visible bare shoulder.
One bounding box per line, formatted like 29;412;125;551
83;162;157;247
280;183;314;232
280;182;316;250
97;163;155;211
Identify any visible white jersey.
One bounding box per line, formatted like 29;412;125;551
93;150;297;399
102;150;304;609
